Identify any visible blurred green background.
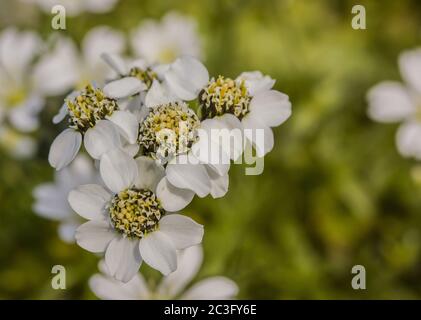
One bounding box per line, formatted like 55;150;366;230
1;0;421;299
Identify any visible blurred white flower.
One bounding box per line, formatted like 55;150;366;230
48;84;139;170
367;47;421;160
22;0;119;16
0;28;44;137
165;56;292;158
33;26;125;96
33;154;98;242
69;151;203;282
0;126;36;159
90;245;238;300
131;12;202;65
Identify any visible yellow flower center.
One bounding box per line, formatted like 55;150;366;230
129;67;158;89
66;84;118;132
109;188;165;239
5;88;26;108
138;102;200;163
199;76;251;120
158;47;178;64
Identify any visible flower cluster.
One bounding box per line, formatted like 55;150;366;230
45;52;291;283
32;11;291;299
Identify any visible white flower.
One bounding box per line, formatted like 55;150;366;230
48;84;139;170
69;151;204;282
367;47;421;160
164;56;292;157
0;28;44;138
33;154;98;242
22;0;119;16
33;26;125;96
131;12;202;65
89;245;238;300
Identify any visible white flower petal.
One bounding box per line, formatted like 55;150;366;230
215;114;244;161
58;222;78;243
84;120;121;160
32;37;79;96
82;27;125;67
130;12;202;65
242;116;274;157
89;274;137;300
166;156;211;197
145;80;179;108
53;90;78;124
100;149;138;193
158;245;203;298
249;90;292;127
139;231;177;275
396;121;421;160
134;156;165;191
89;273;149;300
6;134;37;159
101;52;127;76
85;0;119;13
75;220;115;253
0;28;41;76
181;277;239;300
107;111;139;144
164;56;209;100
191;119;231;167
236;71;276;96
367;81;415;123
156;177;195;212
105;236;142;283
399;47;421;93
9;96;43;132
159;214;204;250
32;183;71;220
68;184;111;220
103;77;146;99
48;129;82;170
52;102;68;124
206;166;229;199
122;143;140;158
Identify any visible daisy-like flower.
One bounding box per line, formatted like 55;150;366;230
89;245;238;300
131;12;202;66
367;47;421;160
100;53;159;104
33;26;125;97
101;53;184;122
69;151;204;282
33;154;98;242
0;28;44;153
135;98;230;199
164;57;292;157
48;83;139;170
21;0;119;17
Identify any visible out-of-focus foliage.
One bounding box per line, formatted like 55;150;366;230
1;0;421;299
